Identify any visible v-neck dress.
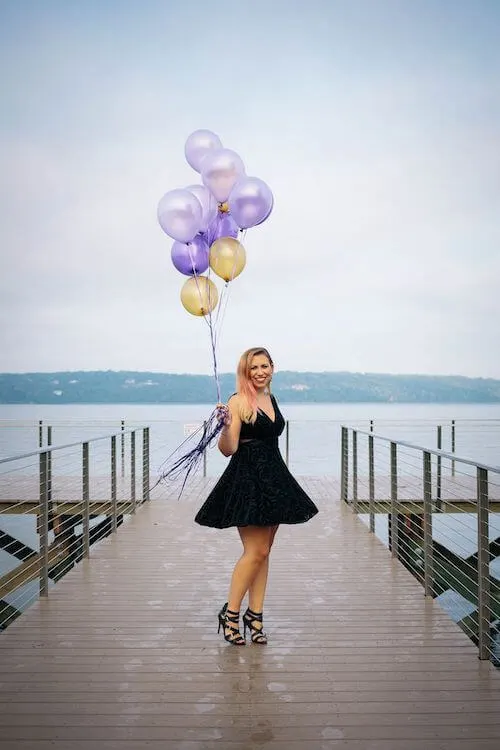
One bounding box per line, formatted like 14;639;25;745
194;395;319;528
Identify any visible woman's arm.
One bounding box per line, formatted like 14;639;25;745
217;395;242;457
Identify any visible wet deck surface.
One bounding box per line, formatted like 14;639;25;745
0;476;499;749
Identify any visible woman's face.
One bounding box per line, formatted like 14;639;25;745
249;353;273;391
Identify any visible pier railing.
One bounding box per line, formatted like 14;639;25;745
2;417;499;478
340;425;500;665
0;427;150;629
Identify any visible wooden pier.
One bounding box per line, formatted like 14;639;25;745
0;477;499;749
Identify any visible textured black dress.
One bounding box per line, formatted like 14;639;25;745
194;395;319;529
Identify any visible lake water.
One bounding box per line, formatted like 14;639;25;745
1;401;500;473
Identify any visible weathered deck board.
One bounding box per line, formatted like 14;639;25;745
0;476;499;749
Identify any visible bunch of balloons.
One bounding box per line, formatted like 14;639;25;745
157;129;274;317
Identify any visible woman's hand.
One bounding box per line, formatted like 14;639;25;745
216;396;241;456
215;403;232;427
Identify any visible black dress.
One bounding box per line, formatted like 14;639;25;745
194;395;319;529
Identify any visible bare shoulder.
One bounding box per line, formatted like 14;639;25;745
227;393;242;416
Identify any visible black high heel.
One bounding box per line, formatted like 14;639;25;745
243;607;268;644
217;603;245;646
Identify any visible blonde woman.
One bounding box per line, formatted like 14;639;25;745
195;347;319;645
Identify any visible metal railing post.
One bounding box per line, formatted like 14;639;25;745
39;451;49;597
142;427;150;502
285;420;290;467
390;442;399;559
423;451;434;597
47;425;52;509
203;421;207;478
451;419;456;477
130;430;136;513
121;419;125;478
477;467;490;660
82;442;90;558
340;427;348;503
352;429;358;512
38;420;43;448
436;426;442;510
111;435;117;532
368;434;375;532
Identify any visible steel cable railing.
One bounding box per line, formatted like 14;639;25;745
0;427;150;630
341;425;500;665
2;416;500;477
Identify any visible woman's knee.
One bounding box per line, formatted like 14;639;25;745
247;544;271;563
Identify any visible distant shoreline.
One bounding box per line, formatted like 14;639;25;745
1;370;499;405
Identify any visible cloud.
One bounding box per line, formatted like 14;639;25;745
0;0;499;377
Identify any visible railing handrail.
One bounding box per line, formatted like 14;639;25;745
0;427;148;466
346;426;500;474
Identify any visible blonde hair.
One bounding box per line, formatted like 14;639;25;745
236;347;274;424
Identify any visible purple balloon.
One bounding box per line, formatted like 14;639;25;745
184;129;222;173
255;192;274;226
201;148;245;203
206;212;240;246
157;188;202;243
171;235;209;276
228;176;274;229
185;184;217;233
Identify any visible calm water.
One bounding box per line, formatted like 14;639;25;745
1;401;500;472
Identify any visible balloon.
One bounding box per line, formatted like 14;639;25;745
201;148;245;203
255;192;274;226
184;129;222;173
209;237;246;282
185;184;217;233
180;276;219;316
206;212;239;246
157;189;202;243
228;176;274;229
171;235;209;276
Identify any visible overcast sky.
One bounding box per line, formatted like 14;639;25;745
0;0;499;378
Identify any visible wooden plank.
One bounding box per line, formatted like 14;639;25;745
0;477;499;749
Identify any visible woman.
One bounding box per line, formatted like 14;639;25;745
195;347;319;646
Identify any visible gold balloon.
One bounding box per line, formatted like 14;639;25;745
209;237;246;282
180;276;219;316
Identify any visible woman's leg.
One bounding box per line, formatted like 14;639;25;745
226;525;275;614
248;525;279;614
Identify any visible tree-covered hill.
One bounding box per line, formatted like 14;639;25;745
0;370;499;404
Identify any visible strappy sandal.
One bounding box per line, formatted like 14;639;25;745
243;607;268;644
217;602;245;646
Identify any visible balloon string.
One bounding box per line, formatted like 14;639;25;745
191;214;246;403
214;282;230;350
210;225;246;382
152;223;244;498
190;266;221;403
201;264;222;403
151;406;226;499
207;307;221;403
217;228;245;343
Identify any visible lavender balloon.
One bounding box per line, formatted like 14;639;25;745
158;188;202;243
171;235;209;276
185;184;217;233
228;176;274;229
184;129;222;173
255;192;274;226
206;212;240;246
201;148;245;203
